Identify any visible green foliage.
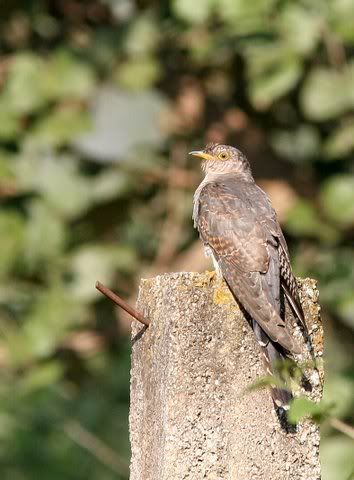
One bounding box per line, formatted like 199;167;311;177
321;437;354;480
301;64;354;120
288;397;334;424
29;107;91;147
286;200;338;243
0;212;26;277
247;45;302;109
324;120;354;159
320;175;354;227
0;1;353;479
173;0;215;24
246;374;285;392
115;57;161;91
271;126;320;163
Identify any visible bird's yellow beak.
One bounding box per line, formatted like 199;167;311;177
189;150;214;161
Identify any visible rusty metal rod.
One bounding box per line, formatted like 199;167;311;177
95;281;150;327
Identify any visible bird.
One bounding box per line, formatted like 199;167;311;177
190;143;306;410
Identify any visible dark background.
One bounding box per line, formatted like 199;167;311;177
0;1;353;479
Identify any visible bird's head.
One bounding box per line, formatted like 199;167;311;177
189;143;252;177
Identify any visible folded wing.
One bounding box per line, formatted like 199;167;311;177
197;179;301;354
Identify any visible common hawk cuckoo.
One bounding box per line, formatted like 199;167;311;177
190;143;306;410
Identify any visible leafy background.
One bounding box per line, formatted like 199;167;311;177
0;1;353;479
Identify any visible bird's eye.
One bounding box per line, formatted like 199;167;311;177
219;151;228;160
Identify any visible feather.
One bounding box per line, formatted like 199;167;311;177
193;161;305;408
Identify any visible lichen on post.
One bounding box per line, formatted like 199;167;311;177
129;272;323;480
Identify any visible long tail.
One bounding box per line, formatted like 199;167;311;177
252;319;292;410
262;339;292;410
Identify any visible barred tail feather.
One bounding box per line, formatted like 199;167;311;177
282;283;307;332
262;341;292;410
252;319;292;410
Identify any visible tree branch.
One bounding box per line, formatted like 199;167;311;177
63;420;129;476
330;418;354;440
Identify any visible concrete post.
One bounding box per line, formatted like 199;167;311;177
130;272;323;480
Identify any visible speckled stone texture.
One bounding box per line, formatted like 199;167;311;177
129;273;323;480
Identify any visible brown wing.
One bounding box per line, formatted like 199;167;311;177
278;233;306;329
197;179;301;354
251;183;306;329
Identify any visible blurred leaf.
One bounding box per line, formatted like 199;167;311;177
70;245;137;301
28;107;91;148
173;0;215;24
0;99;21;140
321;436;354;480
330;0;354;43
19;362;63;394
23;289;82;356
337;294;354;329
320;175;354;227
91;169;132;203
219;0;276;32
286;199;338;243
123;14;160;55
15;153;93;219
250;60;301;109
246;44;301;108
271;126;320;162
278;5;322;55
4;288;81;364
323;373;354;418
42;51;96;101
301;63;354;120
115;57;161;91
74;86;166;161
186;29;216;64
246;374;285;392
0;212;25;278
3;51;95;118
4;53;45;114
32;13;61;39
0;413;17;441
0;150;16;179
288;396;333;424
297;248;354;319
24;200;66;273
324;120;354;159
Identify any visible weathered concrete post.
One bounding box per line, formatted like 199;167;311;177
129;272;323;480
